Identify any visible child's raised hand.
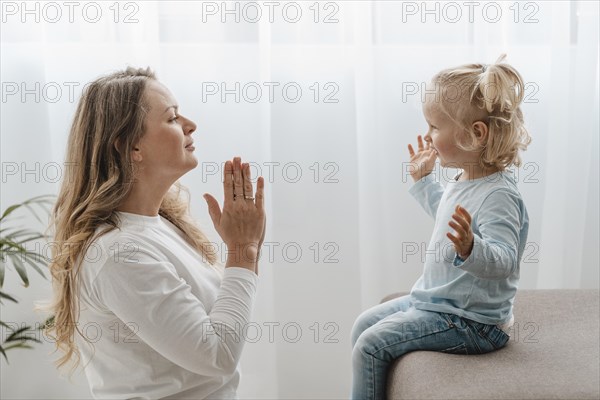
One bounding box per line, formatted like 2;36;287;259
447;205;474;260
407;135;437;182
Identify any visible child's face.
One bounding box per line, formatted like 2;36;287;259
422;101;469;169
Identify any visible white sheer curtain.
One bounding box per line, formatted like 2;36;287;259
1;1;598;398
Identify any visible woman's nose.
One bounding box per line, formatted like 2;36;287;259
184;117;197;135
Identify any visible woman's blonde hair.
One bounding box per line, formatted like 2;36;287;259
39;67;218;379
426;54;532;170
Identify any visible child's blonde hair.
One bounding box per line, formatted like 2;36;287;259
427;54;532;170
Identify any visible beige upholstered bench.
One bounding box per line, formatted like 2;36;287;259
382;289;600;399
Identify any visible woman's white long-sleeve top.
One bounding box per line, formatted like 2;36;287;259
74;211;258;399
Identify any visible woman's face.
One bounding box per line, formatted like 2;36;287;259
134;80;198;181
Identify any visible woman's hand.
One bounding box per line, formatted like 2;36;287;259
204;157;266;272
447;205;474;261
407;135;437;182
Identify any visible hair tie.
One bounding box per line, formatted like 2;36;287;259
481;65;488;73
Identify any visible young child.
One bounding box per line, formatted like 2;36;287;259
350;55;531;400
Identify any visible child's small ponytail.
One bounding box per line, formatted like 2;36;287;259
474;54;531;169
477;54;524;117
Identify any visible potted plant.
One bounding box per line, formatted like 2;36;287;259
0;194;55;362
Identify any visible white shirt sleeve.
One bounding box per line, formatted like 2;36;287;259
92;242;258;377
408;173;445;219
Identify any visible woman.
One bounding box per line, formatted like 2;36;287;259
43;67;266;399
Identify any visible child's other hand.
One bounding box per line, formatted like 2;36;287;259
447;205;474;260
407;135;437;182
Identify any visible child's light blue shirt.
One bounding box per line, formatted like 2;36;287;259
408;170;529;325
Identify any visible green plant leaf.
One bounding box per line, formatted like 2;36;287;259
4;326;42;345
24;203;45;225
0;344;7;363
8;254;28;288
17;234;46;244
4;232;47;247
0;194;56;223
0;290;18;303
23;195;56;212
22;256;47;280
5;326;32;342
0;257;5;288
0;194;56;360
3;228;36;239
0;321;12;329
0;204;23;221
39;315;55;330
24;252;49;270
2;343;35;351
1;228;21;238
24;251;49;266
5;336;42;345
1;240;27;253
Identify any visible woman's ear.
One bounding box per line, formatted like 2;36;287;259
113;137;121;153
472;121;489;146
131;146;142;162
114;138;142;161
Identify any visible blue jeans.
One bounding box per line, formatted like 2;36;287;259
351;295;510;400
